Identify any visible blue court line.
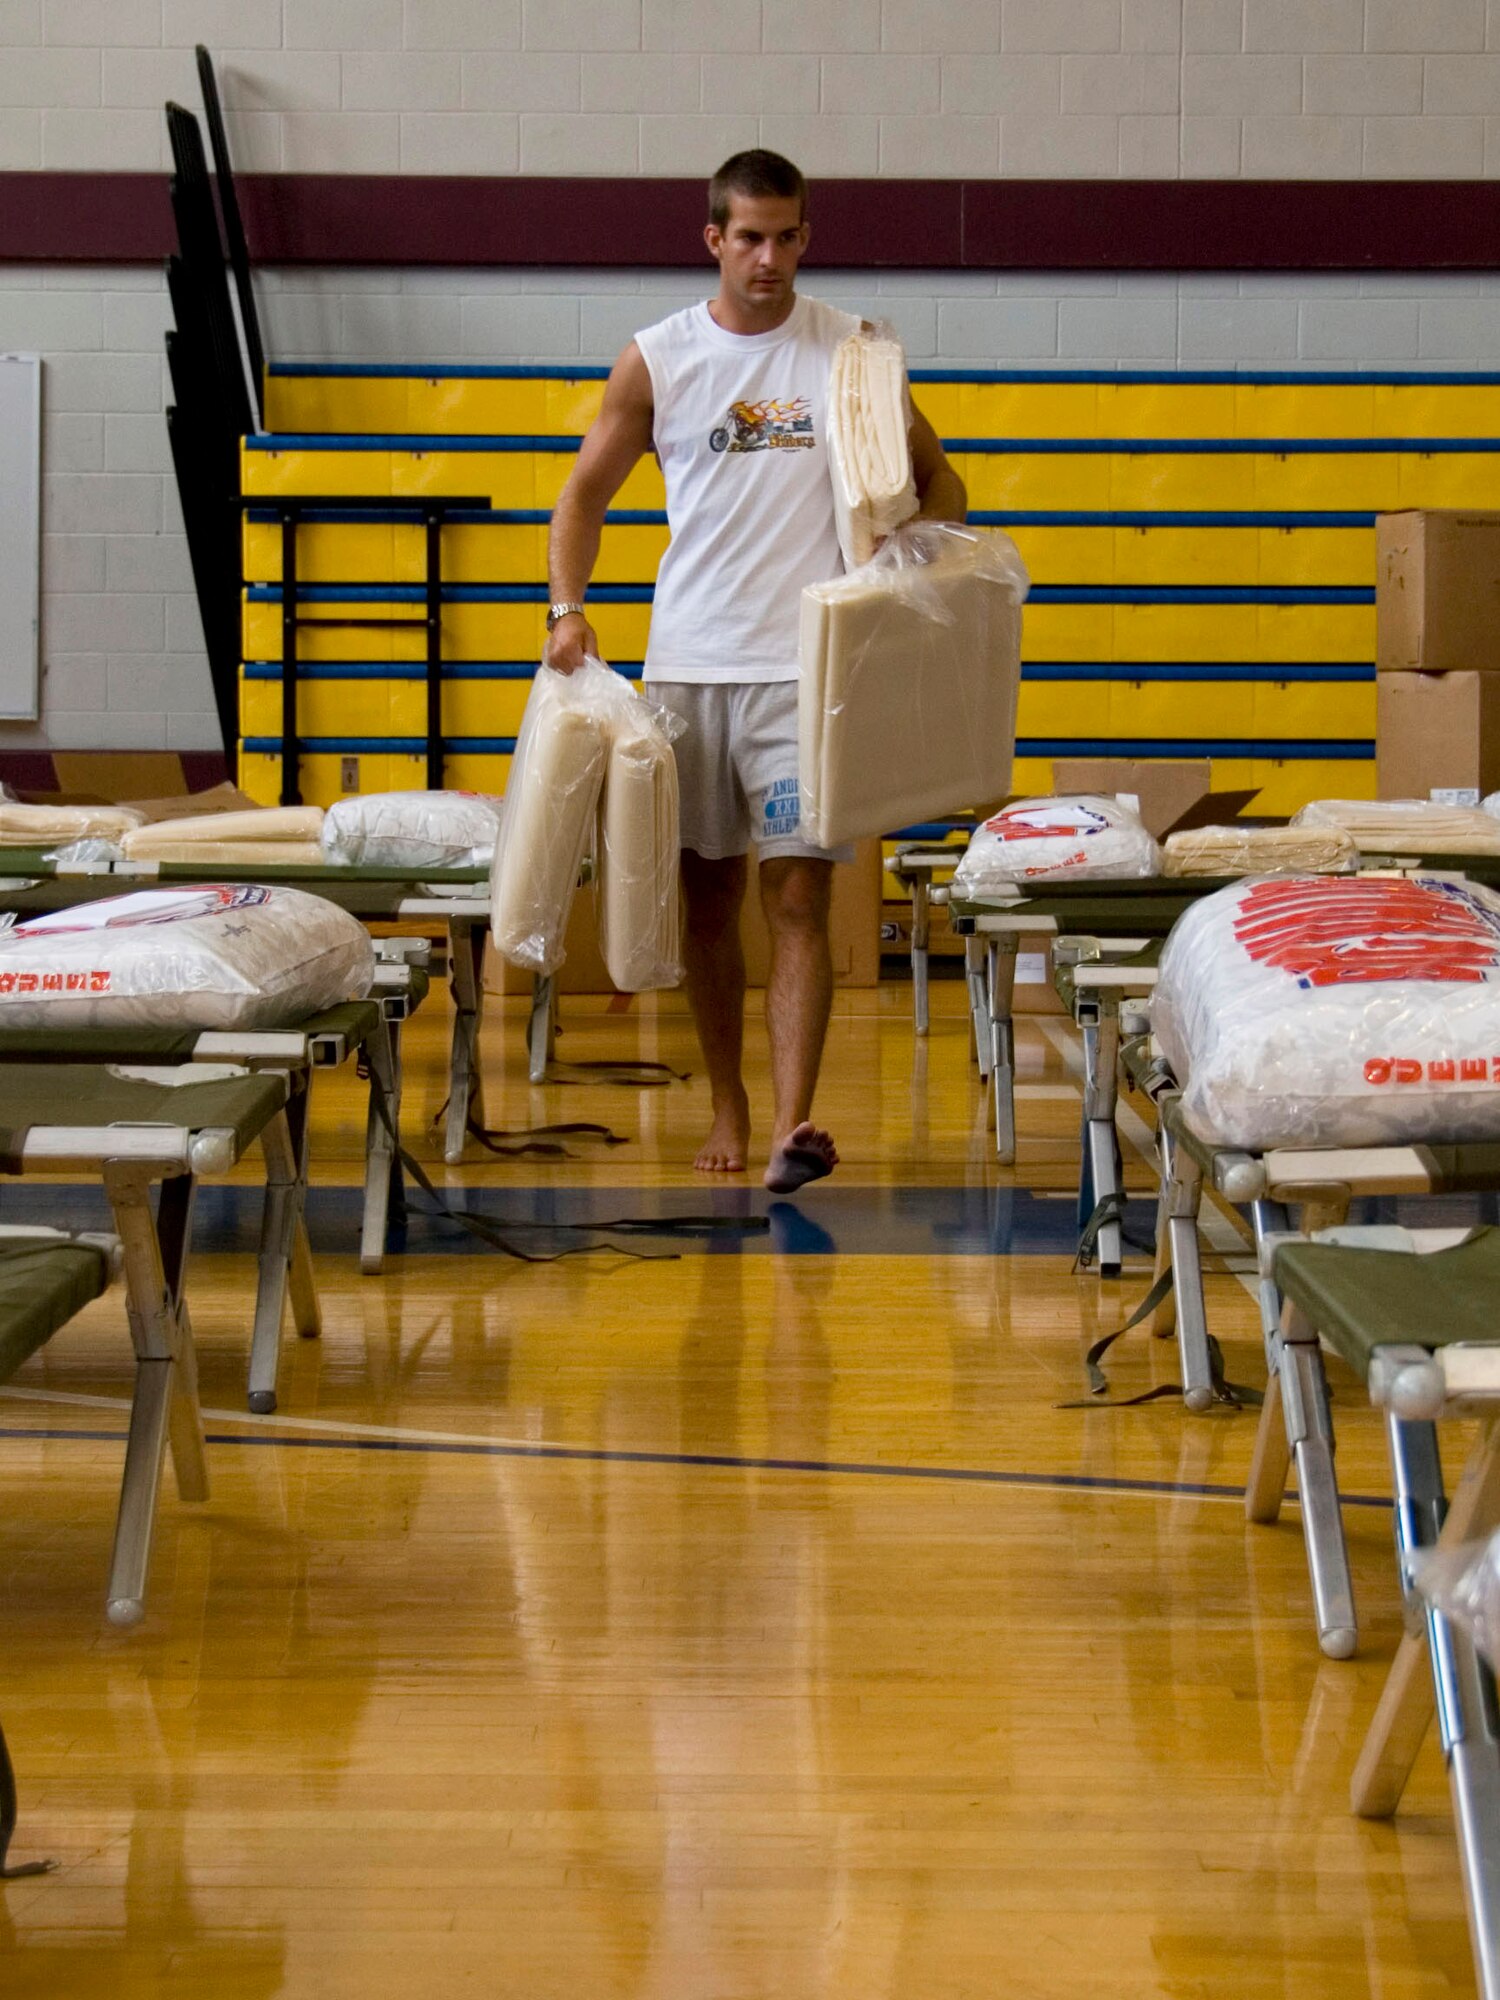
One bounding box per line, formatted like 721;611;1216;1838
0;1424;1394;1507
266;361;1500;387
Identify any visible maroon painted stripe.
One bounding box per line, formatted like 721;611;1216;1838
1;171;1496;270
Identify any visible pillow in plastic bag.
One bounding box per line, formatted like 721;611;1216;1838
0;885;375;1031
322;791;502;869
952;795;1159;896
1154;872;1500;1149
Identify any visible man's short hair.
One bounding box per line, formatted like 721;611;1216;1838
709;149;807;229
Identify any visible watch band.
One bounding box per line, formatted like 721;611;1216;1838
546;601;586;631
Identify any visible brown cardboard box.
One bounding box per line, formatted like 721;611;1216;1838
1377;670;1500;799
487;838;884;996
1049;757;1213;837
1377;511;1500;674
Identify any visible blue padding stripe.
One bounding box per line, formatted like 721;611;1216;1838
245;582;651;603
242;732;1370;761
241;736;518;754
1016;737;1372;758
971;508;1376;528
246;429;1500;456
1021;661;1372;682
244;505;667;527
1031;584;1371;605
242;660;645;680
248;580;1368;608
266;362;1500;388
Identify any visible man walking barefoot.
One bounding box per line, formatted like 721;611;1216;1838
544;150;966;1193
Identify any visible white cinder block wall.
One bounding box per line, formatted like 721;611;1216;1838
4;0;1500;750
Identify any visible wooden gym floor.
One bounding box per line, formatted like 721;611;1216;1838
0;978;1478;1997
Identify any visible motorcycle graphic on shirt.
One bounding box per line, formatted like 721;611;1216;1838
709;398;815;453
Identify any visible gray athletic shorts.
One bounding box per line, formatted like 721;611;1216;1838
651;679;855;865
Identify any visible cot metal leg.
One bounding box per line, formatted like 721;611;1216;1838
102;1166;207;1627
1162;1142;1213;1412
528;972;555;1085
248;1089;315;1416
1077;1004;1122;1278
1281;1300;1357;1658
987;939;1017;1164
360;1017;400;1277
1245;1198;1293;1521
965;936;989;1076
910;876;930;1038
1352;1417;1500;1819
386;1017;407;1234
1149;1116;1177;1338
1369;1415;1500;1993
446;916;486;1165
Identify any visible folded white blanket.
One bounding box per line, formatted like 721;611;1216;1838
0;803;144;844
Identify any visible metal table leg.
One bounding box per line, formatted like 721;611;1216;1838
528;972;556;1085
247;1080;317;1415
445;915;486;1165
910;875;930;1038
1077;1002;1122;1277
1162;1140;1213;1412
987;938;1017;1164
1277;1297;1357;1658
965;936;989;1076
102;1165;208;1627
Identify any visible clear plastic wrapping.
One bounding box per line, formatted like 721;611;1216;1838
953;795;1158;895
1292;797;1500;856
1410;1534;1500;1671
827;321;919;570
120;807;324;860
491;658;684;982
798;521;1028;850
1161;823;1359;878
0;802;144;846
0;885;375;1031
1154;873;1500;1150
321;791;501;869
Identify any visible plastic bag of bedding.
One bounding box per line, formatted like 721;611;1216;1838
953;795;1159;896
0;885;374;1031
321;791;502;870
1154;872;1500;1151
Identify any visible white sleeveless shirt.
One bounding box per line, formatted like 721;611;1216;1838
634;293;859;685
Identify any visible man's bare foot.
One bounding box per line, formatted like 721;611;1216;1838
763;1121;838;1194
695;1094;750;1173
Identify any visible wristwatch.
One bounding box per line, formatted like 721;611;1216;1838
546;601;586;631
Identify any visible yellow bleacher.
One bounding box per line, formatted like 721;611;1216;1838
240;362;1500;819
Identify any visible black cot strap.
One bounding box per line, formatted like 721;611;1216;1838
1074;1191;1155;1272
1057;1266;1262;1411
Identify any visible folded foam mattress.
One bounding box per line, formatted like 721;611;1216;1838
0;803;143;846
597;722;682;993
828;328;917;570
120;808;323;857
1154;873;1500;1150
490;682;608;973
798;524;1026;849
1162;823;1359;878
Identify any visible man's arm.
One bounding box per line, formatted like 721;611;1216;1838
544;341;655;673
909;403;967;524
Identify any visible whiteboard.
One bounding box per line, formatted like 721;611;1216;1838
0;355;40;721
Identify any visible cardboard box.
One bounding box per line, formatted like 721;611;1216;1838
486;838;884;996
1050;757;1213;837
1378;670;1500;800
1377;511;1500;674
